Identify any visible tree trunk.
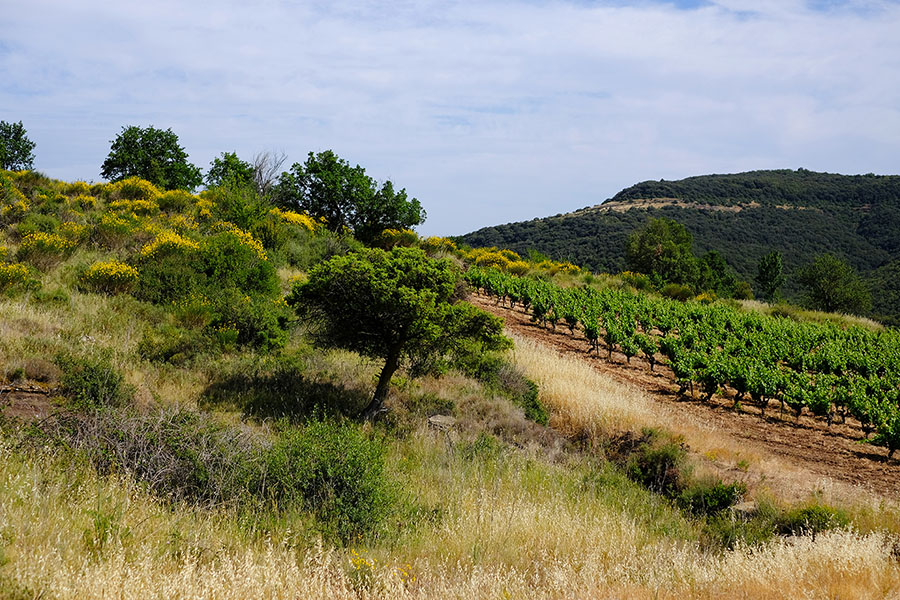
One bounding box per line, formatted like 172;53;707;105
362;343;403;420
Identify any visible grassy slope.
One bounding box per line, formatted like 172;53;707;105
0;171;899;598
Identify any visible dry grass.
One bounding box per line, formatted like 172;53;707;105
510;333;662;437
2;436;898;600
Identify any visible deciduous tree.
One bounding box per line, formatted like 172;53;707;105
101;125;202;191
796;253;871;315
0;120;36;171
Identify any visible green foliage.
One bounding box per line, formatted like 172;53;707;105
623;429;687;497
460;169;900;322
206;151;255;189
777;503;849;536
100;125;202;191
274;150;425;243
678;479;746;516
55;351;134;409
0;262;40;295
0;120;36;171
264;419;393;542
797;253;872;315
201;229;278;296
755;250;786;302
291;247;510;416
697;250;737;297
626;217;699;287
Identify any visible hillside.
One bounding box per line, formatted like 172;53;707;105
458;169;900;324
2;169;900;598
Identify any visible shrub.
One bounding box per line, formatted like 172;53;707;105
107;176;161;201
777;503;849;536
421;236;456;254
660;282;695;302
80;260;139;295
63;181;92;196
677;479;745;516
108;198;159;216
211;291;290;350
624;431;687;497
157;189;195;213
93;213;138;248
0;262;39;295
136;231;206;303
270;207;318;232
264;420;393;542
58;221;89;244
16;231;76;270
202;225;277;295
15;213;59;239
55;351;134;409
376;228;419;249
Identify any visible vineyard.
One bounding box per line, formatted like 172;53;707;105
465;267;900;460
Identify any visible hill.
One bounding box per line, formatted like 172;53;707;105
458;169;900;324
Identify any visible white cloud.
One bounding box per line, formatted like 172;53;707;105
2;0;899;235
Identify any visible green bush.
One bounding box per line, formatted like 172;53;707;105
623;429;688;497
677;479;746;516
211;290;290;350
201;229;278;296
15;212;60;238
660;283;695;302
777;503;849;536
157;189;195;213
0;262;40;295
263;420;393;542
136;243;207;304
55;351;134;409
138;323;215;365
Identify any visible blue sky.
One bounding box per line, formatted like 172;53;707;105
3;0;900;236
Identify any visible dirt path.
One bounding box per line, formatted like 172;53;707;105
470;293;900;501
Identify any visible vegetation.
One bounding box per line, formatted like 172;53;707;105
797;253;872;315
0;120;35;171
459;169;900;323
274;150;426;243
290;247;510;417
101;125;203;191
1;166;899;599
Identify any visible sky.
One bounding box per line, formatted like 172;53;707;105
3;0;900;236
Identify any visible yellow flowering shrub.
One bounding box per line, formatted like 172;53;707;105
421;236;457;254
173;291;214;328
195;195;216;220
80;260;139;295
0;262;40;294
157;189;196;213
108;198;159;216
94;213;138;248
59;221;89;243
17;232;77;270
63;181;92;196
211;221;267;261
164;213;199;233
0;245;6;261
108;177;161;201
376;228;419;249
139;230;201;260
69;194;97;211
474;251;512;271
507;260;530;276
269;207;317;232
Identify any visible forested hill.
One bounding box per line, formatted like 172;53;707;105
458;169;900;325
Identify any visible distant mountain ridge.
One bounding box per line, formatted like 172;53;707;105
458;169;900;325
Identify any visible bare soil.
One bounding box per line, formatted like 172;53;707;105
470;293;900;501
0;384;56;421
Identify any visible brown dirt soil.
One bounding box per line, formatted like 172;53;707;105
469;293;900;502
0;384;56;421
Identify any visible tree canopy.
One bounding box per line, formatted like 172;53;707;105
0;120;36;171
755;251;786;302
206;151;255;189
625;217;699;287
797;253;872;315
289;247;509;418
101;125;202;191
274;150;425;243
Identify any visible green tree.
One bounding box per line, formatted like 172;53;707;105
697;250;737;297
755;251;785;302
274;150;425;243
0;120;36;171
289;247;509;418
796;254;872;315
625;217;698;287
206;151;254;189
101;125;202;191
